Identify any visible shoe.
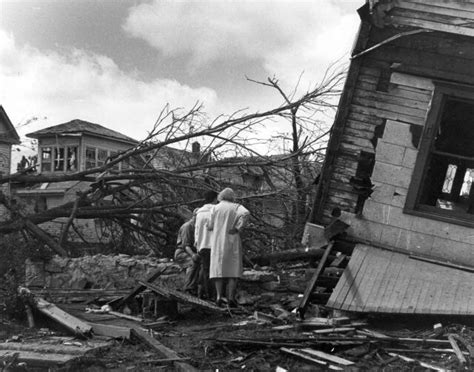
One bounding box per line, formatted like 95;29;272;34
228;299;238;308
215;298;224;307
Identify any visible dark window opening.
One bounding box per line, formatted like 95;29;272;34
86;147;97;169
418;99;474;216
67;147;77;171
406;84;474;226
41;147;52;172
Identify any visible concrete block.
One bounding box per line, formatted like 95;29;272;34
370;183;395;204
376;140;405;165
372;161;413;189
382;120;414;147
402;147;418;169
344;215;384;243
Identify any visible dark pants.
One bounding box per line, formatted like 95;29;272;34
174;249;200;292
198;249;211;298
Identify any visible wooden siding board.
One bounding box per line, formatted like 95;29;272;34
357;250;393;312
351;104;425;126
343;248;377;311
397;0;474;21
327;245;369;309
348;110;386;125
389;14;474;38
328;245;474;314
362;250;396;312
353;88;430;110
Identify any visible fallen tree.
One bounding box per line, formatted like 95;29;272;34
0;68;345;257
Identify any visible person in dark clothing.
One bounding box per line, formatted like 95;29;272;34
174;211;200;294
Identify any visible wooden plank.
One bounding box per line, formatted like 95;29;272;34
0;350;74;366
389;14;474;38
375;250;406;312
327;245;369;309
390;72;434;91
296;241;334;318
88;322;131;339
114;266;170;309
35;297;92;335
388;255;413;313
361;249;395;312
402;0;474;13
350;104;425;126
301;348;354;366
139;281;226;313
398;0;474;20
388;352;447;372
354;88;430;110
343;245;379;311
131;328;197;372
448;334;467;365
280;348;343;370
352;96;428;119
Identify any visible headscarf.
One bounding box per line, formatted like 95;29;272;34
218;187;236;202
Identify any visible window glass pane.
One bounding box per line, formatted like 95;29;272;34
41;147;52;172
109;151;120;171
97;149;108;167
66;147;77;171
54;147;65;171
86;147;96;169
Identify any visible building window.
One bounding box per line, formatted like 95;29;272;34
41;146;77;172
86;147;97;169
41;147;52;172
97;149;108;167
405;83;474;226
67;147;77;171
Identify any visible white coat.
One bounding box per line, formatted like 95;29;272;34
194;203;214;251
208;200;250;278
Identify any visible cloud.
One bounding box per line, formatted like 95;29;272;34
0;29;218;143
124;0;360;86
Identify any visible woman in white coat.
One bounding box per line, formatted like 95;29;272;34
208;188;250;307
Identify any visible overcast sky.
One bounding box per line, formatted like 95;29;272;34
0;0;362;152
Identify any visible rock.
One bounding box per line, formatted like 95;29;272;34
25;259;45;287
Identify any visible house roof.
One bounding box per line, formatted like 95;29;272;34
0;106;21;144
327;244;474;315
26;119;139;145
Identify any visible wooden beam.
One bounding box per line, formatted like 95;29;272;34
88;322;131;339
131;328;197;372
448;334;467;365
113;266;170;309
296;241;335;319
35;297;92;336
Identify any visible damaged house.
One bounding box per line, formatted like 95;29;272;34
12;119;139;245
0;106;20;220
312;0;474;315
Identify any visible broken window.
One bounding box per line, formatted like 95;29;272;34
86;147;97;169
41;147;52;172
97;149;108;167
66;147;77;171
406;83;474;225
54;147;65;171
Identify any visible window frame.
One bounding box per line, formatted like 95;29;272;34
404;82;474;228
40;146;78;173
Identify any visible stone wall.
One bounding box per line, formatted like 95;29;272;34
25;254;184;290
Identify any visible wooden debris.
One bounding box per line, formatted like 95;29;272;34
113;266;170;309
108;310;143;322
251;247;334;266
28;293;92;336
312;327;356;334
88;322;131;339
296;241;335;319
138;280;226;313
280;348;344;370
131;328;197;372
388;352;448;372
448;333;467;365
300;348;354;366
